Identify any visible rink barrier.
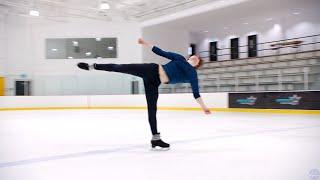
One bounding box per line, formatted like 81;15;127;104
0;106;320;114
0;93;320;114
0;93;228;110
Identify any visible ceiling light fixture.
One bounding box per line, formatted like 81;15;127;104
29;10;39;16
100;2;110;10
72;41;79;46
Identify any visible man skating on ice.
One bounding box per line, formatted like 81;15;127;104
77;38;211;150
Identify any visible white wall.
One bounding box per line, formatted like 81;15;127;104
192;15;320;61
3;15;142;96
140;0;320;62
4;0;320;96
0;14;6;76
142;26;189;64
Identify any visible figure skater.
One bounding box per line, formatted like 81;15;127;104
77;38;211;150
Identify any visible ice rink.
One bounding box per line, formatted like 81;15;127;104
0;109;320;180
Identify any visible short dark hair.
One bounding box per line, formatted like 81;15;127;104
194;55;203;70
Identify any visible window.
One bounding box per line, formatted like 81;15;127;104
46;38;117;59
248;35;257;57
209;41;218;61
189;44;196;56
230;38;239;59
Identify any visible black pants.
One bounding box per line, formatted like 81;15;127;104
94;63;161;135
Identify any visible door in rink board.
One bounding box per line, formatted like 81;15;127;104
0;77;4;96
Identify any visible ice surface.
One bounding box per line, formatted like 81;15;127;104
0;109;319;180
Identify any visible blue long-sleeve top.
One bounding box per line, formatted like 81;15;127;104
152;46;201;99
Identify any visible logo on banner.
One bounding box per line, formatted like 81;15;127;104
309;169;320;180
275;94;302;105
236;96;257;105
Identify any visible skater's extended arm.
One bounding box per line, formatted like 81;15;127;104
196;97;211;114
138;38;185;61
190;77;211;114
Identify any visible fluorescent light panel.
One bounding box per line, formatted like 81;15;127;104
100;3;110;10
29;10;39;16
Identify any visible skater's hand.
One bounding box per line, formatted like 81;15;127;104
196;97;211;115
138;38;153;49
203;107;211;114
138;38;146;45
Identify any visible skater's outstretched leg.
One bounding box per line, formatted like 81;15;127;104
77;62;169;149
77;62;155;79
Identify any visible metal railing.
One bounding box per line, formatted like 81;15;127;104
198;34;320;61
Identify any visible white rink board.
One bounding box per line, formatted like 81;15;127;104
0;96;88;108
0;93;228;108
90;93;228;108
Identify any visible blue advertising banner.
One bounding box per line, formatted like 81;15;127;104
229;91;320;110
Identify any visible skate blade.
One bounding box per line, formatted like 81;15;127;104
151;147;170;151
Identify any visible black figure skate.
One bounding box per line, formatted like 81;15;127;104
151;133;170;151
77;62;95;70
